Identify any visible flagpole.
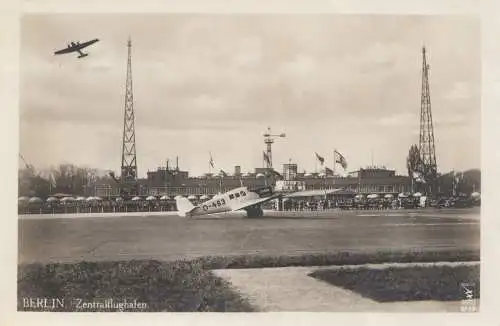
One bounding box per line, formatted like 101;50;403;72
333;149;336;177
358;169;361;194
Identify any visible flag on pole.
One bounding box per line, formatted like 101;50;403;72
209;152;215;169
315;152;325;165
263;151;271;165
325;167;334;176
219;169;228;177
412;171;426;183
334;150;348;169
49;173;57;188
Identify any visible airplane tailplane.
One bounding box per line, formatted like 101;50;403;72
78;53;89;59
176;197;196;217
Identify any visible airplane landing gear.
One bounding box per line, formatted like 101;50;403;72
245;206;264;218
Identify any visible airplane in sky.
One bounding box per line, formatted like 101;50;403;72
176;185;279;218
54;38;100;59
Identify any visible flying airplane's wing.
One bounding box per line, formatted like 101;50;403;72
54;39;99;55
77;38;99;49
54;47;76;55
230;195;280;212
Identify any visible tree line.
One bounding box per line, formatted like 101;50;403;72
406;144;480;196
18;164;113;199
19;156;480;199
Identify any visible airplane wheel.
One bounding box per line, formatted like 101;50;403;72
246;206;263;218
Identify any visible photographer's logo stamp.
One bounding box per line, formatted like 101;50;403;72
460;282;478;312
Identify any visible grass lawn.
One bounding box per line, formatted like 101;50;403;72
18;249;479;311
309;264;480;302
18;260;255;312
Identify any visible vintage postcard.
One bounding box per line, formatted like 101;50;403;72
2;0;498;325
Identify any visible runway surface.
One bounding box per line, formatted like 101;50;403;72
18;209;480;264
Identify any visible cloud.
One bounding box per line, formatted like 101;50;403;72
372;112;416;127
443;81;479;101
19;14;481;175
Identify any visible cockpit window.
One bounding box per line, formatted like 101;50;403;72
240;191;246;196
235;193;240;198
229;194;234;200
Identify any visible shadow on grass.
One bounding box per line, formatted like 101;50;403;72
309;264;480;302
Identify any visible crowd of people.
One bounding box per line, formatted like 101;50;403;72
18;192;480;215
274;195;480;212
18;197;177;215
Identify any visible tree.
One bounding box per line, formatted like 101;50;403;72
436;169;481;197
18;166;51;198
19;163;113;198
457;169;481;195
49;164;104;196
18;167;37;197
406;144;422;192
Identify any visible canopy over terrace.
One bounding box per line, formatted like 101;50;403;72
283;188;356;199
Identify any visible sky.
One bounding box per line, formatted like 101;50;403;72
19;13;481;178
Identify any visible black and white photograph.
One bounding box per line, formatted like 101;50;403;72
15;11;483;314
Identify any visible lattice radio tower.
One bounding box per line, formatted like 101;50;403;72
418;46;437;194
120;37;138;186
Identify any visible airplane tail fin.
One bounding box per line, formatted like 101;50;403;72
175;196;196;217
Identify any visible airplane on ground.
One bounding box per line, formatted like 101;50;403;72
54;38;100;59
176;185;279;218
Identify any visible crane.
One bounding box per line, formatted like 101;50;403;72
263;127;286;169
19;153;33;169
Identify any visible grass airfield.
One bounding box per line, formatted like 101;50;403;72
18;208;480;312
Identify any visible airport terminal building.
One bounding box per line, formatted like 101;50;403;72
92;164;411;199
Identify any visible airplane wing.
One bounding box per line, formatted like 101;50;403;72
230;195;280;212
77;38;99;50
54;39;99;55
54;47;76;55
